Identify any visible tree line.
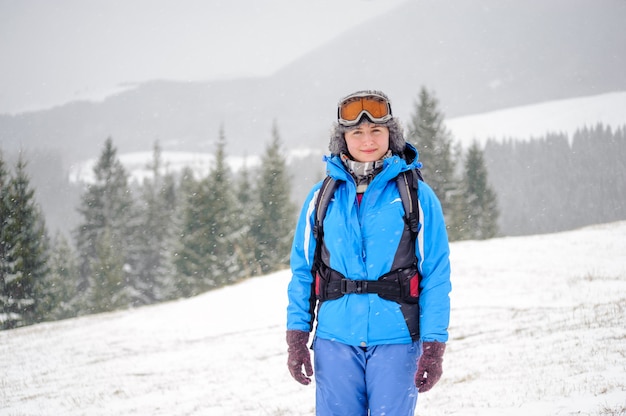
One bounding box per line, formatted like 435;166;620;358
484;123;626;236
407;88;626;238
1;124;296;329
1;87;499;330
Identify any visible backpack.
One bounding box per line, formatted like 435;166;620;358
312;168;423;248
309;167;424;340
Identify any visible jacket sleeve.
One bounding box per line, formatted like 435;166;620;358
286;184;321;332
416;181;452;343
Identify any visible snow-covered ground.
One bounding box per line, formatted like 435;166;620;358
1;221;625;416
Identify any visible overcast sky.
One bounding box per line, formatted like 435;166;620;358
0;0;407;114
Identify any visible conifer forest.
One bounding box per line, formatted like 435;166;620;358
1;88;624;330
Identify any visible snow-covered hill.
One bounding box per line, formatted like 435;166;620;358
67;148;328;185
68;151;261;184
1;222;625;415
446;91;626;147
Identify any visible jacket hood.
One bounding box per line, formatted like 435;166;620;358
402;142;421;168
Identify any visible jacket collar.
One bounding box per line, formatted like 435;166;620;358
325;145;418;185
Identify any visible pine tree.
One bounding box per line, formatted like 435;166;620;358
452;142;499;240
406;87;458;218
0;155;49;328
74;138;136;314
173;168;206;297
0;152;12;328
34;233;79;321
176;128;241;293
90;227;128;313
232;157;261;279
250;122;296;274
134;142;178;304
205;127;241;286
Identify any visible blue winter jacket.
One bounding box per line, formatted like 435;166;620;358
287;143;451;346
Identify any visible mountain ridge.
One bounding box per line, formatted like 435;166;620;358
1;0;625;166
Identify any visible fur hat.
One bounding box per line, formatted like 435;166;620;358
329;90;406;156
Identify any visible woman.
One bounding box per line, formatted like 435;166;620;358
286;90;451;415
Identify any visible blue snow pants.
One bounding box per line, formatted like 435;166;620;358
313;337;421;416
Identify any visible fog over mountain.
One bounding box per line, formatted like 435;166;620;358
0;0;407;114
2;0;625;166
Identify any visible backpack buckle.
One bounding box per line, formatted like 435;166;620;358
341;279;368;294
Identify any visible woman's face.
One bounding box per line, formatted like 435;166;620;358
344;122;390;162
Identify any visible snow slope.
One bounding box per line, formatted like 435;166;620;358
1;222;625;415
67;151;262;184
445;91;626;147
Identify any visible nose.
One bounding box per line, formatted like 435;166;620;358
361;132;375;144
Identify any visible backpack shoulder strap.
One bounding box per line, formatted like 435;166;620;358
313;176;340;241
314;170;421;238
313;170;421;263
396;168;422;234
312;176;341;274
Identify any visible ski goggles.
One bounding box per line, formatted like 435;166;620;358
337;92;393;127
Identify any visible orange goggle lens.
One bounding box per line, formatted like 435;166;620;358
338;95;392;126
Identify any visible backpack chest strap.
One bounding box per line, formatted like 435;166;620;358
331;278;401;297
316;264;419;304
